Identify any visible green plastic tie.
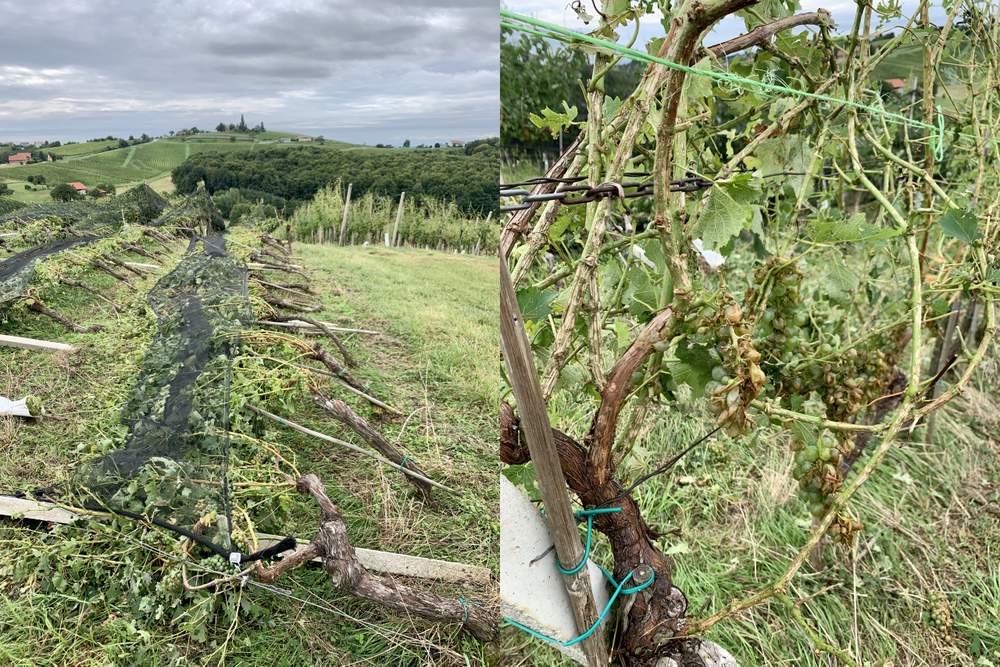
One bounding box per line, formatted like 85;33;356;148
501;10;942;142
503;564;655;647
556;507;622;575
458;597;469;625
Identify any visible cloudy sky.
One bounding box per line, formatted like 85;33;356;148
505;1;948;54
0;0;498;145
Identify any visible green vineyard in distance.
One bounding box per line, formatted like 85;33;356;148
0;134;347;195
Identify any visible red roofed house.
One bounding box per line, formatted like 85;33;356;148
68;181;88;195
7;152;31;166
884;78;906;92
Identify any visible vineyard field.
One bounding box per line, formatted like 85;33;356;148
0;135;358;202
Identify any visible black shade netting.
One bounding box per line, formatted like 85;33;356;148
0;184;170;314
78;233;251;553
0;234;105;310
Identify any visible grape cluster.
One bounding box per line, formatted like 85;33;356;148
752;259;808;365
926;591;954;643
811;341;900;423
790;427;863;543
677;295;767;435
790;428;844;518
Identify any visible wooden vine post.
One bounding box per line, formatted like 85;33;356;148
392;191;405;247
499;259;609;667
338;182;353;246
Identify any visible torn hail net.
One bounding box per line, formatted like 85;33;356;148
78;233;251;552
0;184;170;313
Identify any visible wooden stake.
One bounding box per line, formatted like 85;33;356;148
499;259;608;666
0;334;74;353
247;405;449;492
392;191;405;247
338;183;353;246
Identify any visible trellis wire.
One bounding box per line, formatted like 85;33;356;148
500;9;947;160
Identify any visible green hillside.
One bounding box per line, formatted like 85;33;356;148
45;139;121;158
0;134;354;202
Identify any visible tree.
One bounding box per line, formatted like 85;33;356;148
0;182;12;196
50;183;81;201
403;139;411;148
238;114;249;132
118;139;129;149
216;122;227;133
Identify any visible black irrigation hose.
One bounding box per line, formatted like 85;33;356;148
82;501;298;565
7;486;296;565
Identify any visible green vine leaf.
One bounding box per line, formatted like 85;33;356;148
938;207;980;244
694;173;760;251
807;213;902;243
528;102;579;138
668;342;715;398
516;286;558;322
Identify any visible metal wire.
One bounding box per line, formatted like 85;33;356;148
499;173;713;212
500;169;806;212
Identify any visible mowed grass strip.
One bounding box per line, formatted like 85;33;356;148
0;236;498;666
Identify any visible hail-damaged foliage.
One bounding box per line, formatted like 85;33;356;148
79;233;251;550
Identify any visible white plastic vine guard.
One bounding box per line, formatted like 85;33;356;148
500;474;610;666
0;396;32;418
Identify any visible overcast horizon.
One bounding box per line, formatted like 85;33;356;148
0;0;498;146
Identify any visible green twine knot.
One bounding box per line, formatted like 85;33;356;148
458;596;469;625
555;507;622;575
935;105;945;161
400;455;410;469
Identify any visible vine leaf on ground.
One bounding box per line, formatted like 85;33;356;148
938;207;981;244
694;172;761;251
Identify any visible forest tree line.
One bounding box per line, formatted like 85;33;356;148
171;143;498;216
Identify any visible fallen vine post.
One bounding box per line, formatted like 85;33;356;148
313;392;434;497
28;300;103;333
308;343;367;391
253;474;497;642
295;362;402;414
263;295;321;313
270;314;355;367
246;405;451;492
499;260;609;667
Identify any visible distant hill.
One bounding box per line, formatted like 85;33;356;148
0;132;354;203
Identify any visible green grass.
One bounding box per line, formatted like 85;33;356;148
503;359;1000;666
0;237;498;666
0;179;56;203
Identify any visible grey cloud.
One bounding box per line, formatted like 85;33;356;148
0;0;499;145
